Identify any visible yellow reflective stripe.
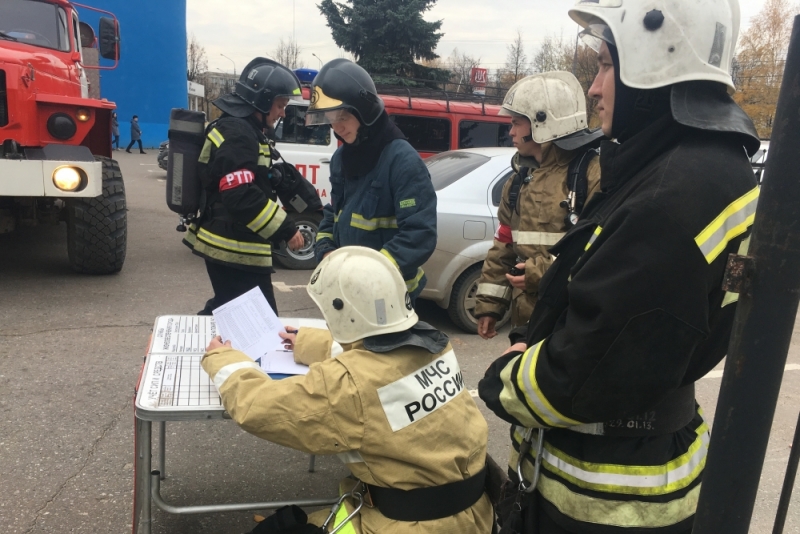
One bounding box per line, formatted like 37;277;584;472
477;283;511;300
350;213;398;231
695;186;759;264
405;267;425;293
380;248;400;269
196;228;272;255
513;230;565;246
190;239;273;267
208;128;224;148
258;144;272;167
512;422;708;496
198;139;213;164
584;225;603;251
538;473;700;528
334;211;341;223
517;342;582;427
332;502;357;534
499;355;541;428
317;232;334;241
247;201;280;233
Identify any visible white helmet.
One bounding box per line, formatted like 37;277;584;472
500;72;588;144
306;246;418;344
569;0;740;93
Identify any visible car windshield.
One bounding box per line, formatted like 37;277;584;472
0;0;71;52
425;151;490;191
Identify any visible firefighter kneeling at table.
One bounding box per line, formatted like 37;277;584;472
202;246;494;533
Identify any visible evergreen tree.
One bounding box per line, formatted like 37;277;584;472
318;0;448;83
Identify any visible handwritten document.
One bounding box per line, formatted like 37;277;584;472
212;287;309;375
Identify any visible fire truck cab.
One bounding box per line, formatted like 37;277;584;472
0;0;124;274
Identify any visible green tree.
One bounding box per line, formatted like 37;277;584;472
318;0;448;83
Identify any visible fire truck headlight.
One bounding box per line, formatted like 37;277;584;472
76;109;91;122
47;113;77;140
52;166;85;192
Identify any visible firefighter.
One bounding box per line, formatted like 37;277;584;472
478;0;761;532
202;246;493;533
474;72;603;338
306;59;437;304
183;58;304;315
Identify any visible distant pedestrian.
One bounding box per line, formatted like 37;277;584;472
125;115;146;154
111;112;120;150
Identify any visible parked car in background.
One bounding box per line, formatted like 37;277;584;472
419;147;516;333
157;140;168;170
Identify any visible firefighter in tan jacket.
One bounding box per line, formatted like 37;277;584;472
475;72;603;338
202;246;492;534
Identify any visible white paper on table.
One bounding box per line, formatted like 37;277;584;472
212;287;285;359
255;349;310;376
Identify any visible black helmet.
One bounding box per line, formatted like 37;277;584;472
305;59;384;126
213;57;301;118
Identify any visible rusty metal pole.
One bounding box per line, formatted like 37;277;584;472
693;15;800;534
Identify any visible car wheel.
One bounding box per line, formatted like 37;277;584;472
447;264;511;334
273;211;322;270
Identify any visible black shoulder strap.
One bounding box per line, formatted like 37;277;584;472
508;167;528;213
565;148;599;215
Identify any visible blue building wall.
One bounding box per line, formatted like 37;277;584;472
77;0;187;148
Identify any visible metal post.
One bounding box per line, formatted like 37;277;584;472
693;15;800;534
158;421;166;480
773;411;800;534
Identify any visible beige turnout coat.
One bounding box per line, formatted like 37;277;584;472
202;328;492;534
474;143;601;326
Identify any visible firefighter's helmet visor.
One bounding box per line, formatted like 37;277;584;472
578;24;616;52
305;108;352;126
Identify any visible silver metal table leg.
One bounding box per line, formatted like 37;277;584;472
158;421;166;480
308;454;316;473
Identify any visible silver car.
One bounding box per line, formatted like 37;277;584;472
420;147;517;333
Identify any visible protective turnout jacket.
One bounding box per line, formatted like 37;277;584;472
479;116;758;533
475;144;601;326
202;327;493;534
183;116;296;271
314;140;437;300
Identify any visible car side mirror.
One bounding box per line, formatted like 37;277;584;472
98;17;120;60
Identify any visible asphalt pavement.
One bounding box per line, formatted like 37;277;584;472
1;151;799;533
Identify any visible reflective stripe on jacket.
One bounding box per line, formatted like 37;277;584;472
478;116;759;532
182;116;295;272
314;139;437;300
474;144;601;326
202;333;493;533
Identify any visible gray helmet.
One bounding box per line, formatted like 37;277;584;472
305;59;384;126
214;57;301;118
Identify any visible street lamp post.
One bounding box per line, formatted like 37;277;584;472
311;53;323;69
220;53;236;77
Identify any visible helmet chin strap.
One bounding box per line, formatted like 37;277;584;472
522;134;533;142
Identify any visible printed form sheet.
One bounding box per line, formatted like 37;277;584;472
137;316;327;415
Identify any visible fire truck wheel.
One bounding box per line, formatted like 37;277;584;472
273;211;322;270
66;157;127;274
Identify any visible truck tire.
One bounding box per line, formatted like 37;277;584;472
447;263;511;334
273;210;322;270
66;157;127;274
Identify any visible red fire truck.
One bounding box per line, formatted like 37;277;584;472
0;0;124;274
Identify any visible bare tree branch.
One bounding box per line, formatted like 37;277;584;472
187;33;208;82
273;38;303;70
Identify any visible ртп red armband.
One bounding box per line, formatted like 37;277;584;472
495;224;512;244
219;169;255;191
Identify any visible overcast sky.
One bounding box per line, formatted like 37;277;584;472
188;0;770;76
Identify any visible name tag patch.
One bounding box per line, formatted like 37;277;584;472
377;351;465;432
